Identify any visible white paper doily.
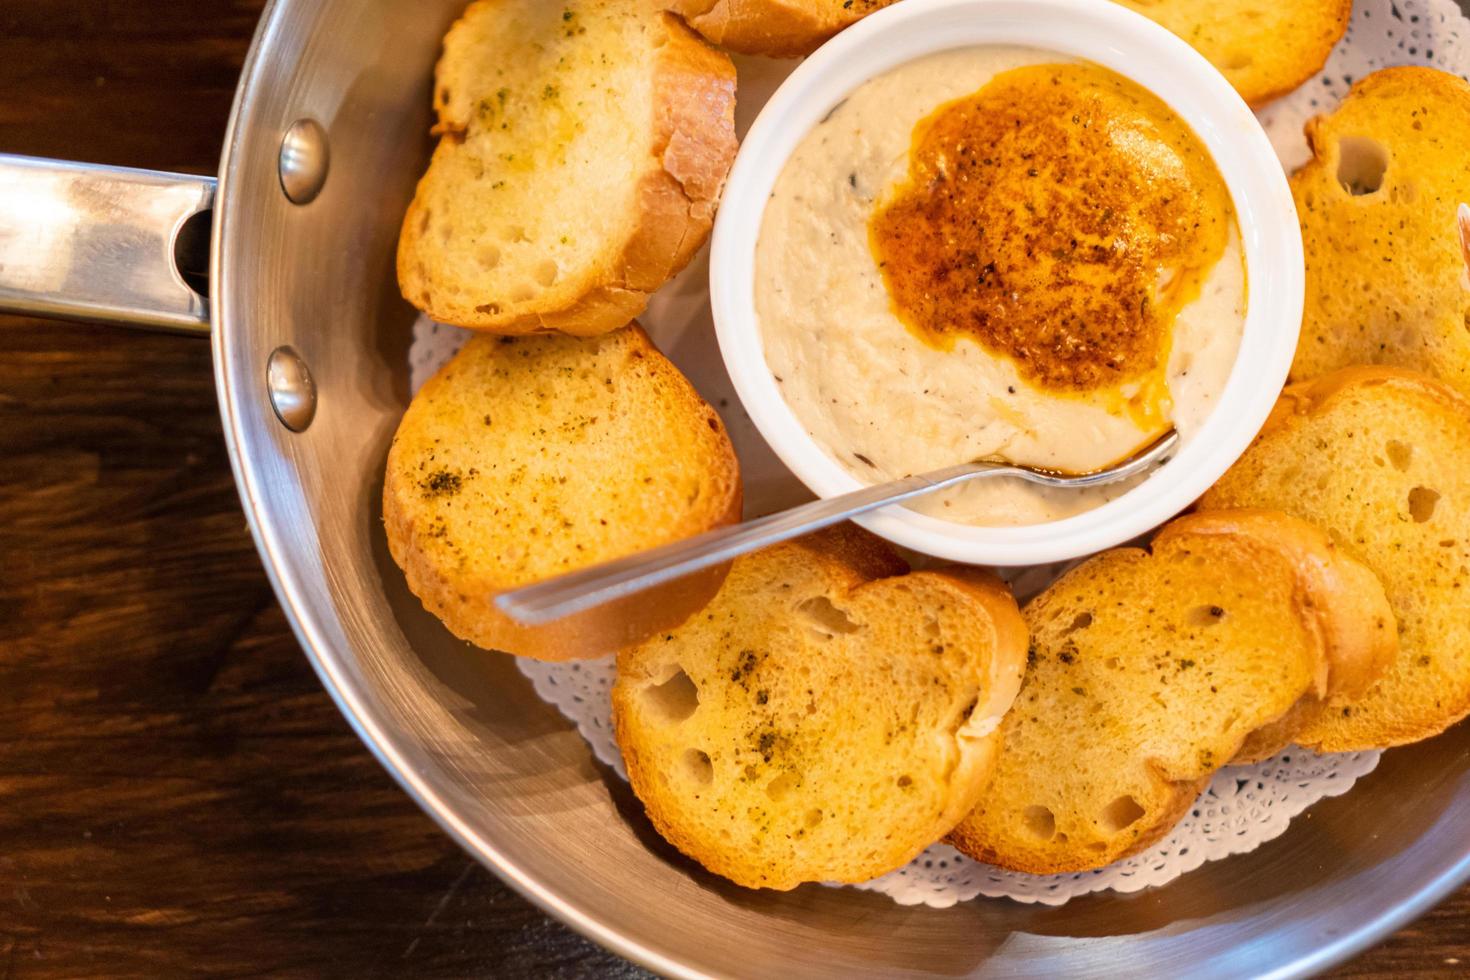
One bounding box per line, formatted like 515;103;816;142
404;0;1470;905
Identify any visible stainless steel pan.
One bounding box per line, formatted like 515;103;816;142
4;1;1469;975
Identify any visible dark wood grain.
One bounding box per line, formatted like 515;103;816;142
0;1;1465;977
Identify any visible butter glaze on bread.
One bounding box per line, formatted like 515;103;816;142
1114;0;1349;107
1290;67;1470;397
669;0;897;58
384;325;741;661
948;509;1393;874
613;526;1027;890
398;0;737;334
1203;367;1470;750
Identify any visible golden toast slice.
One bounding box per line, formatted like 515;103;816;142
1291;67;1470;397
669;0;896;58
948;509;1393;874
1203;367;1470;751
398;0;737;334
383;325;741;661
613;526;1028;890
1170;510;1397;763
1115;0;1349;107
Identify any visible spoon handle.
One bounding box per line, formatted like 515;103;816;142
497;429;1179;627
495;460;995;627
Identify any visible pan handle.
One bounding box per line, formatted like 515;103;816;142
0;154;214;335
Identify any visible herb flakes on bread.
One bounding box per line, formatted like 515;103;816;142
613;526;1027;890
398;0;737;334
384;324;741;661
1203;366;1470;751
1290;66;1470;397
948;509;1394;874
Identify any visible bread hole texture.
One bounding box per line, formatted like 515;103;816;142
643;667;699;723
683;749;713;785
795;595;861;638
1101;794;1146;833
766;770;800;802
1409;486;1440;523
1386;439;1414;472
1337;135;1388;196
1023;805;1056;840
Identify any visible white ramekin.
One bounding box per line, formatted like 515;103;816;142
709;0;1304;567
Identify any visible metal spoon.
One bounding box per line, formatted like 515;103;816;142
496;428;1180;626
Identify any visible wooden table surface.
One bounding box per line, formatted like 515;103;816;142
0;1;1466;976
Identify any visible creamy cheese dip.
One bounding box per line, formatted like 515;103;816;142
755;47;1246;527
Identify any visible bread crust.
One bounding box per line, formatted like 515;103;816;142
948;773;1209;876
928;564;1030;739
383;324;742;661
670;0;896;58
1115;0;1349;107
1272;364;1470;422
1203;366;1470;751
397;6;737;335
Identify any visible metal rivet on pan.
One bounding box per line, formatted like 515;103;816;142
279;118;330;205
267;346;317;432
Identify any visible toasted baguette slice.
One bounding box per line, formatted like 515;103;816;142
1290;67;1470;397
669;0;896;58
613;526;1028;890
1202;367;1470;751
948;509;1392;875
1169;510;1397;763
383;325;741;661
398;1;737;334
1114;0;1348;107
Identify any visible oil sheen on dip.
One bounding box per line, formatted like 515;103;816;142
755;47;1246;527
